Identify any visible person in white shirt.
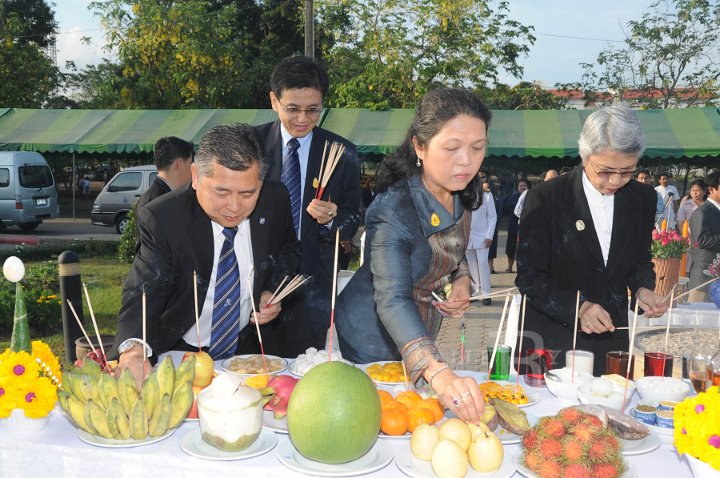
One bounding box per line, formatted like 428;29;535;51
655;173;679;210
466;177;497;305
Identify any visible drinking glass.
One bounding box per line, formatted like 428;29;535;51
566;350;594;375
644;352;673;377
523;348;556;387
487;345;511;381
605;351;635;378
689;354;712;393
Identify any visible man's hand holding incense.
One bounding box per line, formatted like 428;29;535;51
253;290;281;325
307;198;337;225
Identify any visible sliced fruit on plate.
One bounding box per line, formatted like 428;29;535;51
490;397;530;435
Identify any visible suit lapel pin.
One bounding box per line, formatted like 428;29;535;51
431;213;440;227
259;217;266;224
576;220;585;231
312;177;319;188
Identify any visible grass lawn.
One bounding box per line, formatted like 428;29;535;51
0;257;130;367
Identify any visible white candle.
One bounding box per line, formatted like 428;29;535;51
566;350;594;376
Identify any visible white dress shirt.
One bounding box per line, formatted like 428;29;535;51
582;170;614;266
182;219;254;348
514;190;528;219
468;191;498;247
280;124;313;238
655;184;679;202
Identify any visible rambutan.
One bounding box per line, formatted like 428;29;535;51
561;436;586;463
593;462;623;478
523;429;539;449
572;422;596;444
539;438;563;458
538;459;563;478
524;450;544;473
541;417;566;438
558;407;584;425
588;441;612;462
583;414;604;428
564;463;592;478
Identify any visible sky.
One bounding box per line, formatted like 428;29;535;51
54;0;656;87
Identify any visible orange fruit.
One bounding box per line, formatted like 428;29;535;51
418;398;444;422
382;400;409;414
381;408;408;436
395;390;422;410
407;407;436;432
377;390;393;405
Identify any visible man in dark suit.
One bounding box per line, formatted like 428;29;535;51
112;124;300;385
516;105;668;376
254;56;361;356
134;136;194;248
688;171;720;301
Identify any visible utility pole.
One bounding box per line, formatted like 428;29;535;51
304;0;314;59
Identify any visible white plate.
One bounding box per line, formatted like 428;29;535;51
180;428;277;460
263;410;288;434
395;445;515;478
620;431;661;456
484;381;541;408
512;451;637;478
276;438;394;476
629;408;674;437
78;428;175;448
221;354;288;374
360;361;410;386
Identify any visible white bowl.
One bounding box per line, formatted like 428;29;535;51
635;376;690;403
577;383;633;411
544;368;594;401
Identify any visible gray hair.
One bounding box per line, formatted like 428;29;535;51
194;123;268;179
578;105;645;163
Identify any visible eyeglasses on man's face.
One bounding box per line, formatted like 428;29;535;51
587;157;639;180
276;99;322;119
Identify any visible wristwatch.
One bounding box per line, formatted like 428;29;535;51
118;338;153;357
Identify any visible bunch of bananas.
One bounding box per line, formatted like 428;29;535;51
58;355;196;440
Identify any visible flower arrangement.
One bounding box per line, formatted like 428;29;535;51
674;386;720;470
0;340;61;419
651;229;690;259
704;253;720;278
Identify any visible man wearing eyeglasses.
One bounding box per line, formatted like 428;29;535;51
515;105;668;376
254;56;361;357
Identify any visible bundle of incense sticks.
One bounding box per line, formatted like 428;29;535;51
315;140;346;200
468;286;518;302
247;266;268;372
266;274;310;306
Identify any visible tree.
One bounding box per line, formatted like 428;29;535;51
0;0;63;107
318;0;535;109
477;82;566;110
575;0;720;108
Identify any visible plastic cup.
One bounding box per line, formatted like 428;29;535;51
487;345;511;381
566;350;594;375
644;352;673;377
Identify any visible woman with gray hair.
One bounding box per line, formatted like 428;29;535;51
515;105;668;376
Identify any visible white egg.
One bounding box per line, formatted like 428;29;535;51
3;256;25;283
590;377;614;397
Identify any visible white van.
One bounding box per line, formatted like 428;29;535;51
0;152;59;231
91;165;157;233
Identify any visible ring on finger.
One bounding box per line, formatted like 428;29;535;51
328;210;335;217
452;397;460;407
460;391;471;401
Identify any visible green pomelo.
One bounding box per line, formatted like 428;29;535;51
287;361;381;464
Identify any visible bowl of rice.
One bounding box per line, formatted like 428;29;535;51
636;376;690;403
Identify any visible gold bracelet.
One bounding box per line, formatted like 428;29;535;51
427;364;450;386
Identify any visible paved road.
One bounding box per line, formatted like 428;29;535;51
0;217;119;247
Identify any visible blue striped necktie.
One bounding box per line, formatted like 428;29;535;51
281;138;301;235
209;227;241;359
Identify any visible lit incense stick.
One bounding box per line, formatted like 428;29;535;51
515;295;527;389
82;283;108;369
572;290;580;384
663;291;674;352
247;266;268;372
663;275;719;303
327;229;341;361
193;271;201;350
487;295;510;384
623;300;640;411
66;299;102;369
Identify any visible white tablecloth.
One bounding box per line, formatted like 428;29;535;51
0;368;695;477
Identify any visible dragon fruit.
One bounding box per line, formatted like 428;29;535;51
259;375;298;419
